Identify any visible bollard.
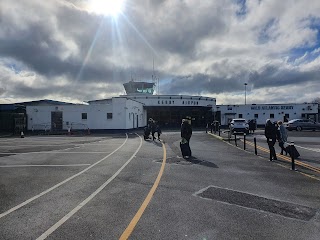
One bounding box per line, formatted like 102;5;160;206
218;127;221;136
206;124;208;133
228;130;231;143
234;133;237;146
254;137;257;155
290;142;295;170
243;133;246;150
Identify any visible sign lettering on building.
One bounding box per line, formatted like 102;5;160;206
251;105;294;110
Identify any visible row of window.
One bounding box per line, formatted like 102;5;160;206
237;113;291;119
81;113;113;120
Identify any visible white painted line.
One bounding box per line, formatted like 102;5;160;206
295;145;320;153
0;145;75;147
36;134;143;240
0;151;110;155
0;164;91;168
0;134;128;219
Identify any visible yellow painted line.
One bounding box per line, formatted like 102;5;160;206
119;142;167;240
298;172;320;181
243;140;320;174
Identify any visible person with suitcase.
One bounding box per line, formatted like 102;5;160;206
264;119;278;161
180;118;192;158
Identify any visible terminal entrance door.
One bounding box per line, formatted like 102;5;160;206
51;111;63;131
146;106;212;128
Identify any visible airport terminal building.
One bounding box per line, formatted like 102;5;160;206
24;81;216;131
1;80;319;132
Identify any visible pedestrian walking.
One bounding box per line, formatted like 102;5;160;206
265;119;277;161
277;120;288;155
155;124;162;140
180;118;192;158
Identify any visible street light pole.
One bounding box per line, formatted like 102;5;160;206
244;83;247;105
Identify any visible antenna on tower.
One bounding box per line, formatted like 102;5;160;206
152;58;159;95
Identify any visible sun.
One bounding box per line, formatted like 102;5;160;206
87;0;125;17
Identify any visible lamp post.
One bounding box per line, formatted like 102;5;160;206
244;83;248;105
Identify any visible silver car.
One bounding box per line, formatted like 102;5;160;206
284;119;320;131
230;118;249;134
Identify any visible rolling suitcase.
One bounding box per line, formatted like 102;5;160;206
286;145;300;159
180;138;191;158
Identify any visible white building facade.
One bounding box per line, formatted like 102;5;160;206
218;103;319;126
26;95;217;131
27;97;146;131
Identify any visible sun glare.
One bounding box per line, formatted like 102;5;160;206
87;0;125;17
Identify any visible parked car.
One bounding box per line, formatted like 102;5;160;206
229;118;249;134
284;119;320;131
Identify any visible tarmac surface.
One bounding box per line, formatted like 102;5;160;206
0;130;319;240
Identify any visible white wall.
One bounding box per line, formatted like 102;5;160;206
218;103;319;125
26;97;146;130
123;98;145;129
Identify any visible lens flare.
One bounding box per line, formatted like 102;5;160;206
87;0;125;17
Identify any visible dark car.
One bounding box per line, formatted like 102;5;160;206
284;119;320;131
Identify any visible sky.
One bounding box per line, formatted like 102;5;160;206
0;0;319;105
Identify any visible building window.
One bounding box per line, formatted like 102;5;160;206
270;114;274;118
239;114;243;118
82;113;87;120
107;113;113;119
227;106;232;110
254;114;258;118
301;113;305;118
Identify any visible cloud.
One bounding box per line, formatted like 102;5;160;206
0;0;320;105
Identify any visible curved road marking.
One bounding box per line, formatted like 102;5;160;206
0;164;91;168
36;134;143;240
0;134;128;219
0;151;110;155
119;141;167;240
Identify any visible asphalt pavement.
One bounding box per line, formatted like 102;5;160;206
0;131;319;240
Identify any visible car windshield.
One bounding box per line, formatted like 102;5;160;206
288;119;299;123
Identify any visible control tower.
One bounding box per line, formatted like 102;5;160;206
123;80;155;95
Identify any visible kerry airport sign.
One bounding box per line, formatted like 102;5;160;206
251;105;294;110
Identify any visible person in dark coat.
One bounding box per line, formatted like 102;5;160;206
155;124;162;140
181;119;192;158
264;119;278;161
150;120;156;141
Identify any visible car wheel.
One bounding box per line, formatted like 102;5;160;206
296;126;302;131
